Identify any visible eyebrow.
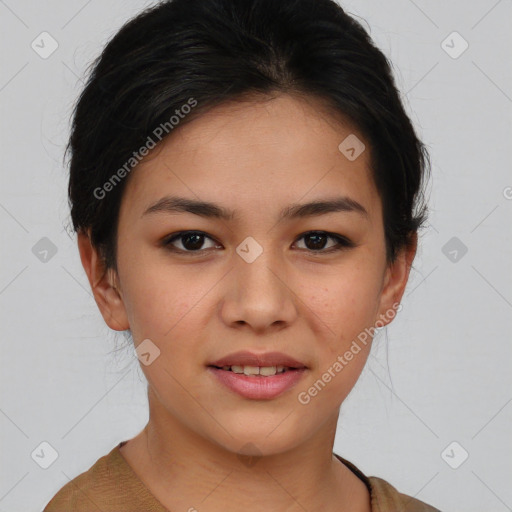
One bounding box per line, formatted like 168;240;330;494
141;195;369;221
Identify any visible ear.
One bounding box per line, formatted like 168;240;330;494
375;233;418;327
77;229;129;331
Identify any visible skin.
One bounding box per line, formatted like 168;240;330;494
78;93;416;512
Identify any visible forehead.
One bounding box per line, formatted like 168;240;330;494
119;93;381;223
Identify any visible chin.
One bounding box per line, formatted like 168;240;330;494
205;418;310;459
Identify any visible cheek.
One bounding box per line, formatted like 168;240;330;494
304;268;381;338
300;280;377;408
119;262;201;340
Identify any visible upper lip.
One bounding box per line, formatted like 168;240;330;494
209;351;307;369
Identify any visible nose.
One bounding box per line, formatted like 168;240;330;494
219;245;298;334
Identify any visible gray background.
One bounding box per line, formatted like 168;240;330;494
1;1;511;511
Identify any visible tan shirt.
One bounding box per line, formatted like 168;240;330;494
43;441;441;511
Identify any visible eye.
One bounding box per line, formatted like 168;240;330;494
162;230;354;255
162;231;220;254
293;231;355;253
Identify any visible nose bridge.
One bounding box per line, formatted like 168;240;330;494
236;235;285;299
222;235;297;330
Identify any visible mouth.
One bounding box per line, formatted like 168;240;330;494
206;351;308;400
208;364;300;376
208;350;308;371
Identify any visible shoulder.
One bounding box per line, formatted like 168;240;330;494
42;445;118;512
367;476;442;512
42;443;162;512
334;453;441;512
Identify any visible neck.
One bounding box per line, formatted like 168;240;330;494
123;387;370;512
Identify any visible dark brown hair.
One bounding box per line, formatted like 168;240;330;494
65;0;431;275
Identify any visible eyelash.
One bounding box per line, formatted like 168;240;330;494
161;230;355;256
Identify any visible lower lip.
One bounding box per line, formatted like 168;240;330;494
207;367;307;400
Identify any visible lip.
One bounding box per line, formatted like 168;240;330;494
208;350;307;369
207;366;307;400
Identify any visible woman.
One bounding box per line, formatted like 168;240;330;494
43;0;439;510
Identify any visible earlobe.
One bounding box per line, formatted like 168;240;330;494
77;230;130;331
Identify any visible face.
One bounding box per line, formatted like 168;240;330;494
79;93;415;457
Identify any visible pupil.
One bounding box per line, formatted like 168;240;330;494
183;233;203;250
306;233;327;250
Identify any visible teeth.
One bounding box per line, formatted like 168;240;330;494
220;365;289;375
243;365;260;376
